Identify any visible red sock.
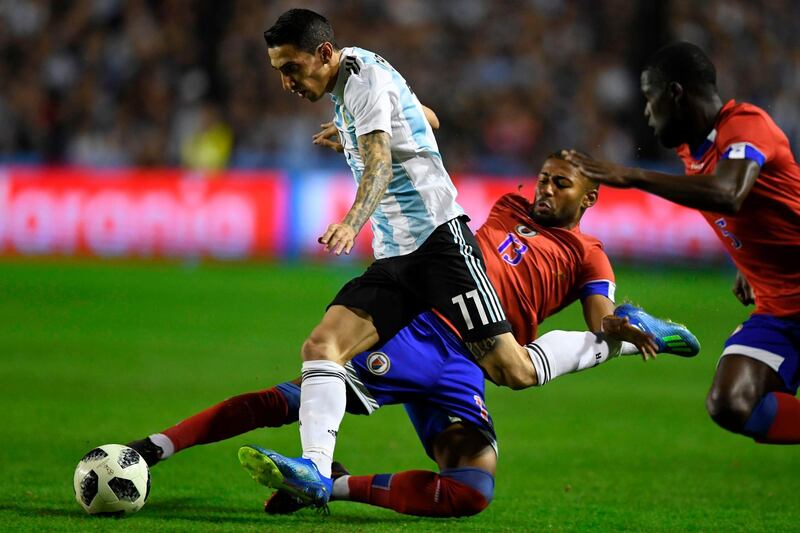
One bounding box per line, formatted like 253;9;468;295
162;387;292;453
346;470;489;517
756;392;800;444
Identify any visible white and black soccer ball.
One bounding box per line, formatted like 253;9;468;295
73;444;150;515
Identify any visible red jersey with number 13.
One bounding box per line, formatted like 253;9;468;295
476;193;615;344
677;100;800;318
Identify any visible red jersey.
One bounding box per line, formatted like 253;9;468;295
676;100;800;318
476;193;615;344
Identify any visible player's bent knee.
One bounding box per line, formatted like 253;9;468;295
300;334;338;362
440;467;494;516
482;346;536;390
490;360;536;390
706;385;757;433
506;366;537;390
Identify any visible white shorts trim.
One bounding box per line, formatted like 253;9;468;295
721;344;785;372
344;361;380;414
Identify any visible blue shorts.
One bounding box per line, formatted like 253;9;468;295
344;311;497;459
722;313;800;394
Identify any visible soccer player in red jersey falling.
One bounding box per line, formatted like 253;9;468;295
127;151;699;517
569;42;800;444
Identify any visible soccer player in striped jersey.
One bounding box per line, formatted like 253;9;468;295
568;42;800;444
128;152;699;516
261;8;551;504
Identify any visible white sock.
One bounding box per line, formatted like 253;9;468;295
148;433;175;460
299;360;347;479
332;475;351;500
526;330;618;385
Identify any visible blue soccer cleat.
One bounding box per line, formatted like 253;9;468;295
264;461;349;515
238;445;332;508
614;303;700;357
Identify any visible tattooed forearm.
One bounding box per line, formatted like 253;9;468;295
344;131;393;232
466;336;498;363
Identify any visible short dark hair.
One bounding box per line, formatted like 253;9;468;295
264;8;336;53
644;42;717;94
547;149;592;162
546;149;598;190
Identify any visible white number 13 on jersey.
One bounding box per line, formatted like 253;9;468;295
452;290;489;330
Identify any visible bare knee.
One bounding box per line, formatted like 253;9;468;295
301;333;338;362
301;306;379;363
706;383;758;433
498;364;537;390
706;354;782;434
477;337;536;390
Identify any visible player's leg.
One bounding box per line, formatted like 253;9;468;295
705;314;800;444
333;321;497;517
479;305;701;389
403;218;530;386
333;418;496;517
127;380;301;466
293;260;413;491
524;305;701;386
233;308;380;506
297;304;378;480
244;300;424;512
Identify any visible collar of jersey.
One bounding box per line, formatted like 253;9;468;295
690;99;737;160
330;47;355;103
690;128;717;160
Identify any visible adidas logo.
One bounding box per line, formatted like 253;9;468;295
662;334;692;354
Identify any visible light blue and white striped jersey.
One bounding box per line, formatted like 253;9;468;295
330;47;465;259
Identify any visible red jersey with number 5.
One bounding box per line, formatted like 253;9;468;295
475;193;615;344
676;100;800;318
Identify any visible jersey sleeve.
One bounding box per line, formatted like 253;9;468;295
578;244;616;302
716;112;776;167
343;65;395;138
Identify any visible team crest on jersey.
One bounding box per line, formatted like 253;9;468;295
366;352;391;375
515;225;538;238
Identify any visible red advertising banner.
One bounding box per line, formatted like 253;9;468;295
0;168;287;259
290;171;376;260
0;167;726;262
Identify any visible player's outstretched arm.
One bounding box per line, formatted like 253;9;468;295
319;130;393;255
566;151;760;214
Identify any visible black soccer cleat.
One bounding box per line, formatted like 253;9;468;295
126;437;164;467
263;461;350;515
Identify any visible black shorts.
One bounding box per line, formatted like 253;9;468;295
330;217;512;343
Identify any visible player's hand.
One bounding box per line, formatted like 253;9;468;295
312;121;344;153
601;315;659;361
564;150;634;188
732;270;755;306
318;222;356;255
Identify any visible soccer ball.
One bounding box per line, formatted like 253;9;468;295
73;444;150;515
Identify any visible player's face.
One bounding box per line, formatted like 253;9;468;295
268;44;331;102
532;159;595;228
641;69;684;148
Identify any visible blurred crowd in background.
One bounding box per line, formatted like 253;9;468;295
0;0;798;174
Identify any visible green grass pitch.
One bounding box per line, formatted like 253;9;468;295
1;259;798;532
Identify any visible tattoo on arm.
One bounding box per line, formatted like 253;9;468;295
344;131;393;232
466;336;498;363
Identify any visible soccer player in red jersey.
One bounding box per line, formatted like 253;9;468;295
568;42;800;444
127;152;699;517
